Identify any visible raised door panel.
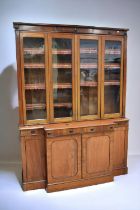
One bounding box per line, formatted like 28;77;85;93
21;136;46;182
82;133;113;178
47;134;81;183
113;126;128;169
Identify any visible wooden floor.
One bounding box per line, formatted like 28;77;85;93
0;156;140;210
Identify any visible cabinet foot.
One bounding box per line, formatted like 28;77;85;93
113;167;128;176
22;180;46;191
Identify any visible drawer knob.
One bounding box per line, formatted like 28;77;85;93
47;132;52;136
31;130;36;135
90;128;95;132
109;126;113;130
69;130;74;133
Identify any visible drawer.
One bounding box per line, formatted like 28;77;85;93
83;125;115;134
102;125;115;132
20;129;44;137
46;128;80;138
83;126;100;133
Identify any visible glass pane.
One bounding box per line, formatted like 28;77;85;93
104;86;120;114
80;39;98;116
104;40;121;114
23;37;46;120
52;38;72;118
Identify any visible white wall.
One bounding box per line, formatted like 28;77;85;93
0;0;140;162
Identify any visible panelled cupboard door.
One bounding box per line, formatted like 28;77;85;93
48;34;76;123
21;136;46;182
113;126;128;170
47;134;81;183
101;36;124;118
77;35;101;120
20;32;49;124
82;132;113;178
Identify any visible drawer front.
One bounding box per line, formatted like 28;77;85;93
20;129;44;137
103;125;115;132
46;124;115;137
83;126;100;133
46;128;81;138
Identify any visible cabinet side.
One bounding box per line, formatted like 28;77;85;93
15;30;24;125
113;120;128;176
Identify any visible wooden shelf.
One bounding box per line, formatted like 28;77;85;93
54;103;72;108
52;48;97;55
24;48;44;54
80;63;97;69
52;49;72;55
104;81;120;86
105;63;120;69
25;83;46;90
53;83;72;89
80;81;98;87
105;49;121;55
26;103;46;110
24;63;45;68
53;63;72;69
80;48;97;54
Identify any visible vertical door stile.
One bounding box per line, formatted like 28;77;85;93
120;38;124;117
74;35;77;121
72;35;76;121
76;35;80;121
101;36;105;118
45;34;49;122
20;33;27;124
48;34;54;122
98;36;102;119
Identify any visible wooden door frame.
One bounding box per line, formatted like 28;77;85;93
76;34;101;121
46;134;82;183
20;32;49;125
82;131;114;178
101;35;124;119
48;33;76;123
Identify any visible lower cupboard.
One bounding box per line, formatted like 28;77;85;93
46;131;114;192
20;119;128;192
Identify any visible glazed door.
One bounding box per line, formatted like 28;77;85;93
47;134;81;183
20;33;49;124
101;36;124;118
82;132;113;178
77;35;101;120
49;34;76;122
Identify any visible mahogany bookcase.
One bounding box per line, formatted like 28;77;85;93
14;22;129;192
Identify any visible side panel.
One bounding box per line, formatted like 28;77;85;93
20;129;46;190
113;123;128;175
15;31;24;125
